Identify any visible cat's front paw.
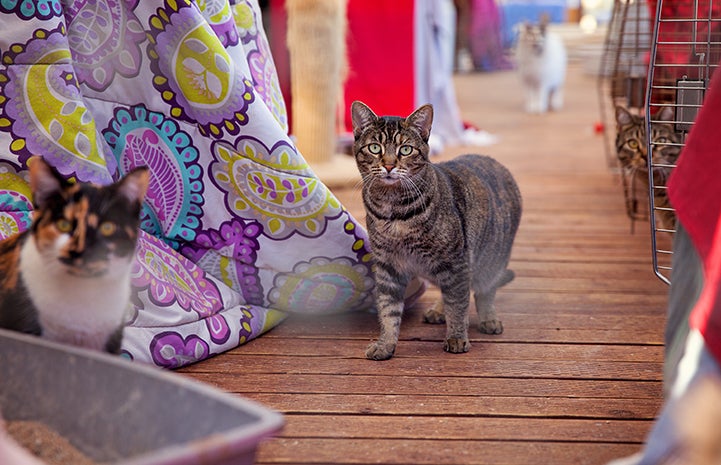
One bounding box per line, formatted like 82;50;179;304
479;319;504;335
366;341;396;360
444;337;470;354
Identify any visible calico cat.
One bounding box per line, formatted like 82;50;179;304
0;158;149;354
351;101;522;360
615;105;680;231
515;15;567;114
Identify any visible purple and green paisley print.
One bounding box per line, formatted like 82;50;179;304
0;0;375;368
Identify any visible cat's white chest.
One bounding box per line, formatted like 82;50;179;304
20;239;133;350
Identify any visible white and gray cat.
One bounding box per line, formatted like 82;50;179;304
351;101;522;360
0;158;149;353
516;15;567;114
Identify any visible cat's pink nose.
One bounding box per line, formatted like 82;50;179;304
384;165;394;172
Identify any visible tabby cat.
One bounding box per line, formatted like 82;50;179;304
351;101;522;360
615;105;680;231
516;15;567;114
0;157;149;353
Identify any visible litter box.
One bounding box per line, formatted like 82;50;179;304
0;328;284;465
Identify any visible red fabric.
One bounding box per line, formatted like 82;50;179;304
667;63;721;364
647;0;721;103
343;0;415;130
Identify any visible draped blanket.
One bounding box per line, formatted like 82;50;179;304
0;0;375;368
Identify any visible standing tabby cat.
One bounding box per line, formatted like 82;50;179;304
351;101;522;360
516;15;567;114
0;158;149;353
615;105;680;230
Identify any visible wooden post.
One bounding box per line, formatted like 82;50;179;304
286;0;346;164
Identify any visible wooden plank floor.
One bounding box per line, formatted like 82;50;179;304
179;48;671;464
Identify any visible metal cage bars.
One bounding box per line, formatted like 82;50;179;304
598;0;653;230
646;0;721;284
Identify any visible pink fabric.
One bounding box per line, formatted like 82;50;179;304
468;0;512;71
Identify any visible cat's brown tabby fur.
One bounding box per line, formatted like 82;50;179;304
614;105;680;231
351;101;522;360
0;157;149;353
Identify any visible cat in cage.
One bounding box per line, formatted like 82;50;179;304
614;105;681;231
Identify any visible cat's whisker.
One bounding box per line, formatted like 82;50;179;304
401;176;427;210
354;172;373;192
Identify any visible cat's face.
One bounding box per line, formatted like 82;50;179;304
28;158;149;278
614;106;680;171
518;22;548;56
351;101;433;188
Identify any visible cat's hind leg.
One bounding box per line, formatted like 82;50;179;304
474;287;504;335
473;268;512;334
439;280;472;354
423;300;445;324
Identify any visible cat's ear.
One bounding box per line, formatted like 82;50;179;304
539;13;550;34
656;106;675;122
406;104;434;142
351;101;378;138
116;167;150;205
28;157;69;209
615;106;633;126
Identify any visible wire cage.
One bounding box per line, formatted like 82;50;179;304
646;0;721;284
597;0;653;230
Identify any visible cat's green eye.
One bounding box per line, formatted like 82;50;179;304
399;145;413;156
99;221;117;237
55;219;72;233
628;140;639;149
367;143;382;155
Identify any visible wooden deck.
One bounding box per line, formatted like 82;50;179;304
179;43;671;465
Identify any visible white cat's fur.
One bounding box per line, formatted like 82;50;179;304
19;233;133;351
516;20;567;114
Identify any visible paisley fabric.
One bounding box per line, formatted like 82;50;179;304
0;0;375;368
